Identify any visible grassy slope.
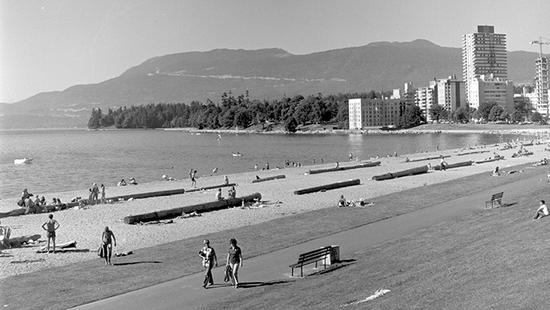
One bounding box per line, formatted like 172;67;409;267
1;163;547;310
202;174;550;309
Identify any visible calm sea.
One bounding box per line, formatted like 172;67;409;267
0;129;532;199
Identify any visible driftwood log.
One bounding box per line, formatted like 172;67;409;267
293;179;360;195
372;166;429;181
307;161;381;175
123;192;262;224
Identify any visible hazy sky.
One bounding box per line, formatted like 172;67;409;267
1;0;549;103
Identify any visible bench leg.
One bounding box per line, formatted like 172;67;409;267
300;265;303;277
291;267;294;277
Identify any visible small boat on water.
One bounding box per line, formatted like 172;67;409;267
232;152;243;157
14;158;33;165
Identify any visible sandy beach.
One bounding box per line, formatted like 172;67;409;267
1;138;549;279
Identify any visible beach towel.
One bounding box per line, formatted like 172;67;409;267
224;265;232;282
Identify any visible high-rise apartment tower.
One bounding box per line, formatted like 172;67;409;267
462;25;508;109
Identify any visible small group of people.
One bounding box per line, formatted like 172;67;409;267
118;178;137;187
198;238;243;289
88;183;106;205
215;186;237;201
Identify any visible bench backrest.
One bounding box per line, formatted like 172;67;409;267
297;246;331;262
491;192;503;200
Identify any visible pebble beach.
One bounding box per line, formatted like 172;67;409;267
1;139;550;279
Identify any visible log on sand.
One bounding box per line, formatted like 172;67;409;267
475;157;504;164
406;155;450;162
185;183;236;193
372;166;429;181
293;179;360;195
457;150;490;156
0;208;26;219
307;161;381;175
123;192;261;224
251;175;286;183
6;234;41;248
433;161;474;171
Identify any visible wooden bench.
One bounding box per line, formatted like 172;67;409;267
485;192;503;209
289;246;332;277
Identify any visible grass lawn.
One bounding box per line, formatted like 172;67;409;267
201;174;550;309
1;163;547;310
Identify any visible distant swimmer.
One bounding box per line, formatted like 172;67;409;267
349;152;353;160
217;134;222;141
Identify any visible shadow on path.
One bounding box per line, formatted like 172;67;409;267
113;261;162;266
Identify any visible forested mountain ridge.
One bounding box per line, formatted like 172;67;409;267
1;39;542;129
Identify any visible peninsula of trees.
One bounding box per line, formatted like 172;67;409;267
88;91;423;132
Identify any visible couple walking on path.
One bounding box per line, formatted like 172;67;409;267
199;238;243;289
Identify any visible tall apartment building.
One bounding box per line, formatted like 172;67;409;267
435;76;466;112
415;86;435;121
463;25;508;109
534;56;549;117
348;98;405;129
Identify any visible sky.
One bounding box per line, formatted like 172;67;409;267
1;0;549;103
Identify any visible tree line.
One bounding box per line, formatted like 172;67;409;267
88;91;425;131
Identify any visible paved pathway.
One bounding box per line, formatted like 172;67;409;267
74;172;547;310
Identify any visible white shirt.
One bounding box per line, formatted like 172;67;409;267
537;204;549;216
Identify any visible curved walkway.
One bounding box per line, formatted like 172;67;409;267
74;172;546;310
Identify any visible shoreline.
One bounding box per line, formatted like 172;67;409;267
1;138;549;279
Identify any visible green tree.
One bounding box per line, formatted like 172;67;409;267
429;104;448;122
531;112;543;123
400;104;425;128
478;102;498;120
284;117;298;133
452;107;469;123
488;105;504;121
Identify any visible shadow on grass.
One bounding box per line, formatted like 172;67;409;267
501;202;518;208
113;261;163;266
237;280;291;288
309;259;357;276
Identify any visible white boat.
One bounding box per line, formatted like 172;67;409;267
14;158;33;165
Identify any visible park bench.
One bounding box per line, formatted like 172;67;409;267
289;246;332;277
485;192;504;209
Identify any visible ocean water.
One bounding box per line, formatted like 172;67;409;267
0;129;532;198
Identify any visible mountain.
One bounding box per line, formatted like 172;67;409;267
0;39;543;129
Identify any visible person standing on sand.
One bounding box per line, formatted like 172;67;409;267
101;226;117;265
100;184;106;203
226;238;243;288
191;170;198;188
41;214;60;253
199;239;218;288
534;200;548;220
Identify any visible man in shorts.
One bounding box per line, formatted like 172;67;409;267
41;214;60;253
534;200;548;220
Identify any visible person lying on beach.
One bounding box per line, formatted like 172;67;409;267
129;177;138;185
533;158;548;166
534;200;548;220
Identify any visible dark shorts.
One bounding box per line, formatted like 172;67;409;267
47;231;56;239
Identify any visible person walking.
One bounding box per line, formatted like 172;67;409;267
101;226;117;265
199;239;218;288
226;238;243;288
41;214;60;253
